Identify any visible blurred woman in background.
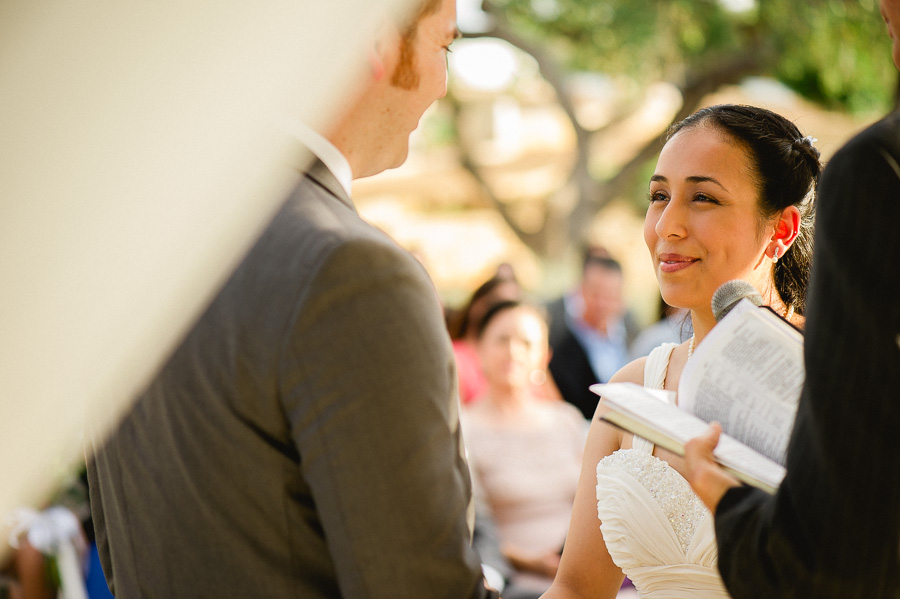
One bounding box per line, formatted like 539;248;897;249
462;301;587;595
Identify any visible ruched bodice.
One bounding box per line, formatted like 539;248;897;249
595;343;730;598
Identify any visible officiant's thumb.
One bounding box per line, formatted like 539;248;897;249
700;422;722;449
685;423;722;468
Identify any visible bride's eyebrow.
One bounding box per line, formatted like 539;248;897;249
686;175;729;192
650;174;730;194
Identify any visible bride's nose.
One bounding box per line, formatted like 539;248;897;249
655;198;688;240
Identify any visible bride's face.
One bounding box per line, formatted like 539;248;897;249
644;125;775;315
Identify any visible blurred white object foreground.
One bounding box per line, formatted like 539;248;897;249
0;0;415;561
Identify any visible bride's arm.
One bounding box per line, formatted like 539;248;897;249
541;359;645;599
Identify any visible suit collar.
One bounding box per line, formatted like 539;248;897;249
305;158;355;210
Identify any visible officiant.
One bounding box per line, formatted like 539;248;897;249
684;0;900;594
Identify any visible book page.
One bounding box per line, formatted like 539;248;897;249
678;301;804;465
592;382;786;493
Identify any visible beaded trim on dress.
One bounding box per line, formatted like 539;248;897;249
597;450;707;553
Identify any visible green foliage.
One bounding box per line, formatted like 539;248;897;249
487;0;894;114
770;0;895;113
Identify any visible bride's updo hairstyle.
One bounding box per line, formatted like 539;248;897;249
667;104;821;315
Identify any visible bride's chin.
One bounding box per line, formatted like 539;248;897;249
659;287;690;309
660;293;703;316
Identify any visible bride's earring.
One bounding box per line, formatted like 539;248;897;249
772;247;780;264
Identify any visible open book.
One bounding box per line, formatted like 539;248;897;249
679;300;804;464
591;298;805;494
592;382;785;494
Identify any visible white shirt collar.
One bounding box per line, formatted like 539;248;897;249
292;121;353;197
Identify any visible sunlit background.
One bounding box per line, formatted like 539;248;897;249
356;0;894;321
2;0;894;566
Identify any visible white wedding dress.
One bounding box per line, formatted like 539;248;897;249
596;343;730;598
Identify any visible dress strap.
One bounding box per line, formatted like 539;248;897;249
633;343;679;454
643;342;678;391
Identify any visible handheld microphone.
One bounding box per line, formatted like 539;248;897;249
711;280;763;322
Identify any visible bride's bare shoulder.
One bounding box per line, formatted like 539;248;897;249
608;357;646;385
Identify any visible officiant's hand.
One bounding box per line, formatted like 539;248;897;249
684;423;740;512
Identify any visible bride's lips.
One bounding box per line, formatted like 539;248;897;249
658;253;698;273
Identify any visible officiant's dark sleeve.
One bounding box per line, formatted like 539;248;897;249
713;113;900;598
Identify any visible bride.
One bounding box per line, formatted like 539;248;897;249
541;104;821;599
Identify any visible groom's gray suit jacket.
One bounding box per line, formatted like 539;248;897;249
88;160;493;598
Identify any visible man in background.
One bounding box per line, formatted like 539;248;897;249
88;1;498;597
547;247;636;419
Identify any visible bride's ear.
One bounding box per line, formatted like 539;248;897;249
768;205;801;260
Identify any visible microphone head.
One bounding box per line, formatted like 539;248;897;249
711;279;763;322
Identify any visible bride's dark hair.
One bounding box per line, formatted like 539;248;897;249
667;104;821;315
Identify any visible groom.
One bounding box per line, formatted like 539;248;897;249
684;0;900;596
87;1;499;597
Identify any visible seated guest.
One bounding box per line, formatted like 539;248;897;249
448;267;522;405
461;301;587;595
547;248;634;419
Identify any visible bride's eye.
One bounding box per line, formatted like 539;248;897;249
693;193;720;204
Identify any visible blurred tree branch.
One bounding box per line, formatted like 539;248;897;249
448;0;892;259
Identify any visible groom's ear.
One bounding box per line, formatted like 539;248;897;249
368;14;402;82
367;52;386;81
